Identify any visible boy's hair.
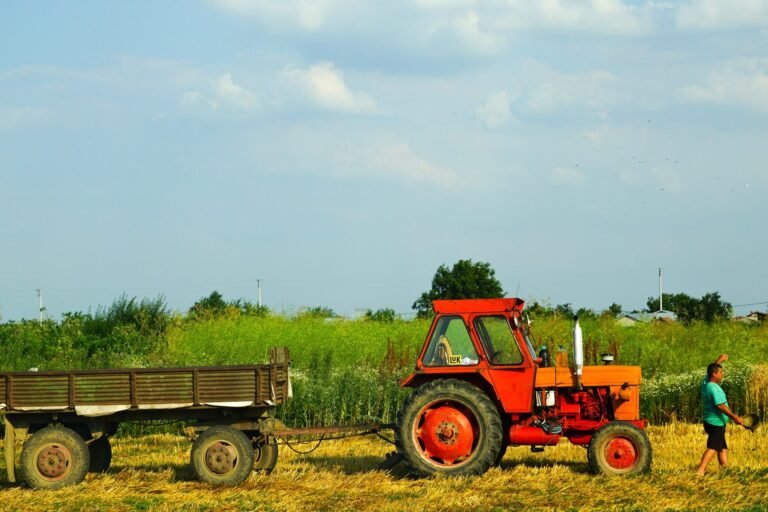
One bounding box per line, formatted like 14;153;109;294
707;363;722;379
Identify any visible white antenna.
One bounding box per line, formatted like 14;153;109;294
658;267;663;312
36;288;45;323
257;279;262;307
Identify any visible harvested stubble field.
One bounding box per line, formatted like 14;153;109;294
1;423;766;512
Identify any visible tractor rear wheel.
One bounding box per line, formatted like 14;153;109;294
395;379;503;476
587;421;652;475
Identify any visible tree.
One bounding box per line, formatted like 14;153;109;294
300;306;337;319
365;308;397;322
523;301;553;319
601;302;623;318
231;299;271;318
412;259;504;318
554;303;575;318
188;291;228;320
700;292;732;322
188;292;271;320
646;291;731;324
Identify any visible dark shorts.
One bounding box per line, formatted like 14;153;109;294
704;422;727;451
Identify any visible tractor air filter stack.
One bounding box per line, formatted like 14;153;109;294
573;315;584;390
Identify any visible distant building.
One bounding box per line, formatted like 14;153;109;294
615;310;677;327
649;310;678;323
616;314;644;327
735;311;767;323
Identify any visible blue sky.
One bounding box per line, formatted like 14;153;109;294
1;0;767;321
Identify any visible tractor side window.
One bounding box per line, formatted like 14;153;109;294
475;315;523;365
423;316;478;366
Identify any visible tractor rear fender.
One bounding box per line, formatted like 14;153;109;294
401;372;502;413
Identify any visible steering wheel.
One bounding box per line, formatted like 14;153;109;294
489;349;507;364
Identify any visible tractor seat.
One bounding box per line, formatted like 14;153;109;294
432;335;456;365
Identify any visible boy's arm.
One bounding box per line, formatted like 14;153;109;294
714;354;728;365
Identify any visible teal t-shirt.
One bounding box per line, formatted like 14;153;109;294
701;376;729;426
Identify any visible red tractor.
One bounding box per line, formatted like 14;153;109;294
394;298;651;476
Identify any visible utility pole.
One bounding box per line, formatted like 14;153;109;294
36;288;44;323
658;268;663;312
257;279;262;308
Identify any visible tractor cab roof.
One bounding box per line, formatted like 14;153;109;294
432;298;525;315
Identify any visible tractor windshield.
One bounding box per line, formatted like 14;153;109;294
474;315;523;365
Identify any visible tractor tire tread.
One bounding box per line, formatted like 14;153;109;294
587;420;652;476
395;378;503;477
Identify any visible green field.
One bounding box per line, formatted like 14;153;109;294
2;313;767;428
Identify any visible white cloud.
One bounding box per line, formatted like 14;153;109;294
681;58;768;113
652;168;682;191
677;0;768;30
477;0;653;36
283;62;378;114
515;65;621;114
338;142;459;188
210;0;335;30
583;128;604;145
451;10;500;53
0;105;51;131
180;73;258;111
549;166;586;186
213;73;258;109
476;92;513;128
210;1;654;58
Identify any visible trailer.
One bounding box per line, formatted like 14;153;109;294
1;347;292;489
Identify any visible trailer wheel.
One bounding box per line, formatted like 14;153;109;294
19;426;90;489
395;379;502;476
253;441;278;473
88;436;112;473
587;421;652;476
191;426;254;486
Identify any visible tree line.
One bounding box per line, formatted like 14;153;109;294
412;259;734;324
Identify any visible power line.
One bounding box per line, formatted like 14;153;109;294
733;301;768;308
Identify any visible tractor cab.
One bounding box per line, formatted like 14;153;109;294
404;298;539;414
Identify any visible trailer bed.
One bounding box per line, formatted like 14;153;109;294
1;347;291;487
0;358;290;417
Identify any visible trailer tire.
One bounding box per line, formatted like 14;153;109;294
191;426;254;486
253;442;278;473
19;426;90;489
587;421;652;476
395;379;502;476
88;436;112;473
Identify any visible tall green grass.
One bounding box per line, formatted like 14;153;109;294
2;313;767;428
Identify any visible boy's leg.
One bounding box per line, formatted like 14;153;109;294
717;449;728;467
697;449;717;475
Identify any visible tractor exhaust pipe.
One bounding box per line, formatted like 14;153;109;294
573;315;584;390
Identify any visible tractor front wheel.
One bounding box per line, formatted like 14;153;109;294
587;421;652;475
395;379;502;476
